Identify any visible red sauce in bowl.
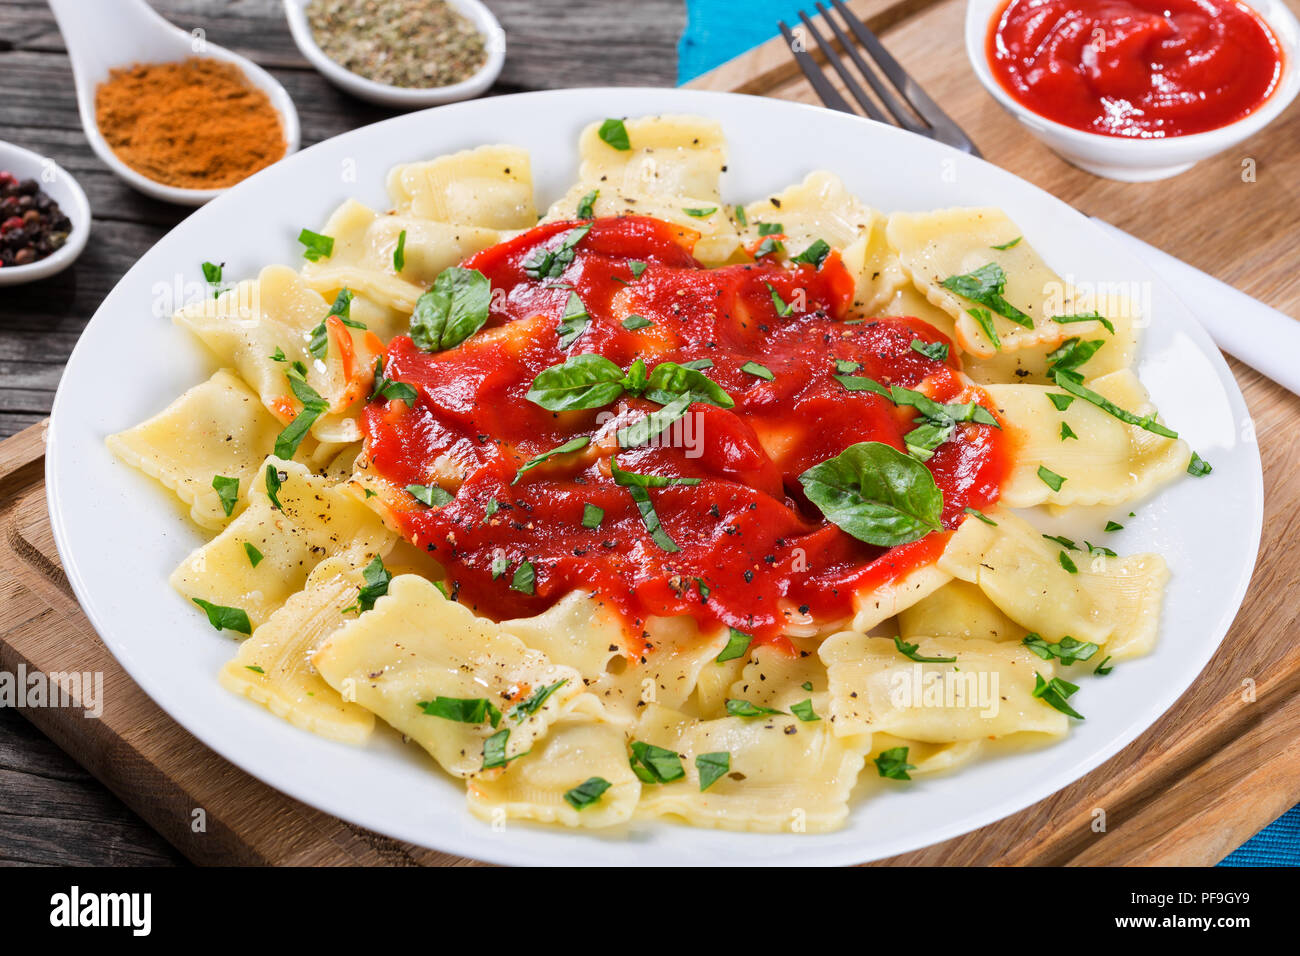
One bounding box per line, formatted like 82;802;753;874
987;0;1284;138
361;216;1010;647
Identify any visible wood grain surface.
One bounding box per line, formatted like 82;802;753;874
2;0;1298;866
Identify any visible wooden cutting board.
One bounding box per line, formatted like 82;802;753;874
5;0;1299;865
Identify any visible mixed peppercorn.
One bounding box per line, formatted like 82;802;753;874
0;171;73;268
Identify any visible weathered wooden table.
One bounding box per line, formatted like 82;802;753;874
0;0;683;866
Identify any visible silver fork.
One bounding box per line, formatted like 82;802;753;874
779;0;981;157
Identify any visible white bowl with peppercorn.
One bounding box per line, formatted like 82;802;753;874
0;141;90;287
285;0;505;107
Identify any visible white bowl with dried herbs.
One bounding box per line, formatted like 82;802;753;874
285;0;505;107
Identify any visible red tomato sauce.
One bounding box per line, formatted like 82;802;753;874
362;216;1010;647
988;0;1284;138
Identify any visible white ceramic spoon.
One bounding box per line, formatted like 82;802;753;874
48;0;301;206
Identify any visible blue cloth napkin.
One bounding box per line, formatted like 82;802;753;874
678;0;1297;867
678;0;806;83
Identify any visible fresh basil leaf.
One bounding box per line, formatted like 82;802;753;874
212;475;240;517
902;419;954;462
1047;337;1105;374
418;696;502;728
513;435;590;484
716;627;753;663
679;358;713;371
243;542;263;568
307;320;329;361
964;506;997;525
1048;393;1075;411
966;307;1002;349
874;746;915;780
370;359;419;404
245;665;264;674
790;699;820;722
1052;310;1116;334
1058;550;1078;574
192;598;251;635
491;554;509;580
270;347;286;362
835;359;861;375
684;206;717;218
407;483;454;506
609;456;702;489
297;228;333;262
753;236;784;259
798;441;943;546
576;189;599;219
834;373;892;398
1094;656;1114;676
756;222;784;235
598;118;631;151
696;751;730;791
733;205;747;226
1022;633;1099;664
725;698;785;718
893;635;957;663
1104;520;1124;532
481;728;511;769
526;353;627;411
1033;672;1084;719
581;503;604;529
910;338;950;362
991;236;1022;250
627;484;678;552
509;679;568;721
740;360;774;381
1051;371;1179;439
791;239;831;268
511;560;535;594
393;229;406;272
629;260;648;278
411;266;492;352
622;313;653;330
940;263;1032;328
766;283;793;317
1037;465;1066;492
1060;421;1078;441
274;377;327;459
556;291;590;348
264;464;284;510
564;776;612;809
644;362;734;409
345;555;391;614
1187;452;1212;477
617;393;692;449
629;740;684;783
522;224;592;281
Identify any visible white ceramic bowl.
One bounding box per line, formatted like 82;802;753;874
0;141;91;287
966;0;1300;181
284;0;505;108
49;0;301;207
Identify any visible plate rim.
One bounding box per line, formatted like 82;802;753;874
45;87;1265;866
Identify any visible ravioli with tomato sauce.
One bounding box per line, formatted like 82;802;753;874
359;215;1011;645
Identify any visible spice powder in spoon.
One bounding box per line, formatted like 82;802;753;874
95;58;287;191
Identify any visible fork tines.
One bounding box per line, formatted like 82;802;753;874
779;0;981;156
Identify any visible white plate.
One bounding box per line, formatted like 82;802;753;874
46;89;1263;866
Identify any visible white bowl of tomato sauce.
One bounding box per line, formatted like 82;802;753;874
966;0;1300;181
